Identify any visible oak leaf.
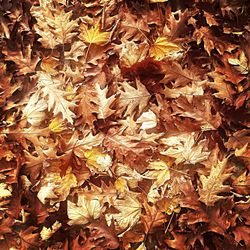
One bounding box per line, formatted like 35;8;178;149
118;79;150;116
88;218;119;249
233;226;250;247
198;158;233;206
37;71;76;124
94;83;116;119
193;26;236;55
161;61;203;87
119;9;149;40
19;226;40;249
207;72;235;103
31;5;78;48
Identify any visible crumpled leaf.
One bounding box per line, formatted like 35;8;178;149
37;167;77;204
136;109;157;130
84;147;113;175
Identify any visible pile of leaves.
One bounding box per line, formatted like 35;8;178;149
0;0;249;249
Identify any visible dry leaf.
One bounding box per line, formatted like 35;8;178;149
149;37;182;60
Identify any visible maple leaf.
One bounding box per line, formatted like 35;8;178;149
149;37;183;61
37;71;76;124
228;51;249;75
80;24;110;45
118;79;150;117
22;91;47;126
161;133;210;165
141;202;166;234
67;193;104;225
106;194;142;231
115;163;144;189
198;158;233;206
31;4;78;48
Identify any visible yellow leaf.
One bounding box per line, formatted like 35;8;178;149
0;183;12;199
40;221;62;241
41;57;60;75
149;37;182;60
80;24;110;45
49;116;65;133
65;83;75;101
114;177;129;195
84;147;112;174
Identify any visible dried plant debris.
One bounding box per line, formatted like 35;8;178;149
0;0;249;249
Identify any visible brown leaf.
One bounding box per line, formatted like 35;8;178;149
88;218;119;249
141;202;166;233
